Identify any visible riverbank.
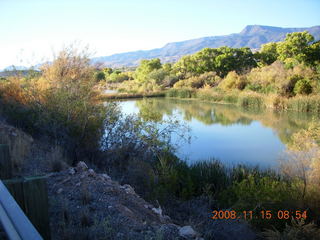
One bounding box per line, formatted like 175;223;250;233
101;88;320;114
168;88;320;113
99;91;166;100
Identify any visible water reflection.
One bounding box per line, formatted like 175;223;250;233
118;98;319;168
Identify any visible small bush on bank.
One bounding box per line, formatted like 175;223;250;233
218;71;247;90
278;75;301;97
106;71;130;83
294;79;313;95
173;72;221;89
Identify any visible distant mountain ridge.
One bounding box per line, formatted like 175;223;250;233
93;25;320;67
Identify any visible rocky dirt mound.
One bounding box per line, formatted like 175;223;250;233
46;162;203;240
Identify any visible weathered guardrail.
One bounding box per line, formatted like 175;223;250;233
0;180;43;240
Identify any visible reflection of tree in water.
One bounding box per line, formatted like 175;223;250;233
135;99;163;122
135;98;253;125
135;98;175;122
134;98;319;145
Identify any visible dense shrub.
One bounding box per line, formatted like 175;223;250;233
173;72;221;89
245;62;316;96
294;79;312;95
218;71;246;90
94;71;106;81
162;74;179;88
246;61;288;91
0;46;108;162
106;71;130;83
278;75;302;97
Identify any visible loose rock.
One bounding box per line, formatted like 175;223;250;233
101;173;111;181
88;169;96;177
76;161;88;171
69;168;76;175
179;225;197;238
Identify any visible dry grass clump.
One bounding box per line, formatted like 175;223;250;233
264;94;288;110
0;123;33;170
287;95;320;113
81;184;92;205
46;145;69;172
80;208;92;227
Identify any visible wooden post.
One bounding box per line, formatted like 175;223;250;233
0;144;12;179
4;177;51;240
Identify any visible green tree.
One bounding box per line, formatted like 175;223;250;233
294;79;312;95
277;31;315;66
172;55;197;78
107;71;129;83
214;47;256;77
147;68;168;85
173;47;256;78
103;67;113;75
94;71;105;81
135;58;162;82
162;63;172;72
256;42;279;66
306;41;320;66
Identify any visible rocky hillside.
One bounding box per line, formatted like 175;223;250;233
92;25;320;67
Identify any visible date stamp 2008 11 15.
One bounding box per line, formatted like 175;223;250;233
210;210;308;220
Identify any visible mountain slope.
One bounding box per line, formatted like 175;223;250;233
93;25;320;67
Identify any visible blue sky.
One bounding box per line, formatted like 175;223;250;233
0;0;319;69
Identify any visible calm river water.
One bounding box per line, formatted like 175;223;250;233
118;98;318;168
